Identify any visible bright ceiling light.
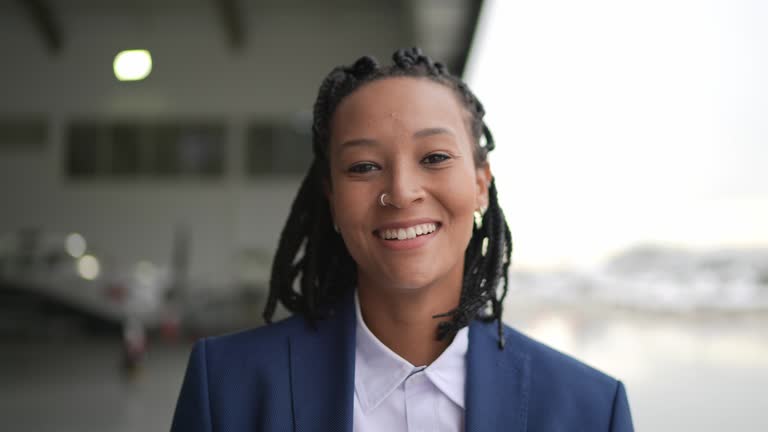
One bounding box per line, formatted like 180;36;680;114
65;232;86;258
113;49;152;81
77;254;101;280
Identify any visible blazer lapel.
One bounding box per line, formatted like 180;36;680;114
289;291;356;432
465;320;531;432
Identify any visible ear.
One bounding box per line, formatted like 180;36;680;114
475;161;491;210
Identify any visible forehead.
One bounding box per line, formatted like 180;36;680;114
329;77;470;142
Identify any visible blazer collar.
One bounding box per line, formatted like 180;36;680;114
465;320;531;432
288;290;531;432
288;289;356;432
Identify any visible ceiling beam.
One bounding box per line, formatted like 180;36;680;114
454;0;484;77
397;0;418;47
213;0;245;51
17;0;63;54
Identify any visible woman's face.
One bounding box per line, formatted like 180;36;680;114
326;77;491;292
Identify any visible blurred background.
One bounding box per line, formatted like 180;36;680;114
0;0;765;430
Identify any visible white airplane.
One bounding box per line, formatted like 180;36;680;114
0;230;173;329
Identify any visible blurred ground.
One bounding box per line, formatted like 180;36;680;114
504;296;768;432
0;336;190;432
1;297;767;431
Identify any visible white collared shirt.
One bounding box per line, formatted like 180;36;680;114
353;292;468;432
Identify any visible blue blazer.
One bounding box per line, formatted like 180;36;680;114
171;291;634;431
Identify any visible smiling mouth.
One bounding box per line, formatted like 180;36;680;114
376;223;440;241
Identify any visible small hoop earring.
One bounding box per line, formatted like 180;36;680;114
379;193;389;207
333;223;340;233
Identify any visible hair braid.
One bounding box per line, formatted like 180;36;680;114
265;48;514;348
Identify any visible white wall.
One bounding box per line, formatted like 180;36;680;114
0;3;411;287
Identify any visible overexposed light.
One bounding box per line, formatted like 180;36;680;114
465;0;768;269
113;49;153;81
77;254;100;280
577;322;653;382
65;233;86;258
525;314;576;354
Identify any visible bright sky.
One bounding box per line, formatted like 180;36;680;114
465;0;768;270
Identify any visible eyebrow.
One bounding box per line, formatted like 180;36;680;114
338;138;378;152
338;127;456;153
413;127;455;139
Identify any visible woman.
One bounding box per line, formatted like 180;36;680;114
171;48;634;432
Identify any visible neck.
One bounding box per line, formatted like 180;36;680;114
356;273;462;366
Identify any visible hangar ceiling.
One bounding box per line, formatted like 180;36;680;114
7;0;483;75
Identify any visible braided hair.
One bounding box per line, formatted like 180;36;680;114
263;48;513;349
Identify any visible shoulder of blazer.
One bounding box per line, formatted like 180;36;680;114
497;322;631;430
200;313;310;374
172;315;318;432
206;314;307;351
195;307;356;432
502;322;618;388
188;315;306;396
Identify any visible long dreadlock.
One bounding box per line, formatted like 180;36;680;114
263;47;513;349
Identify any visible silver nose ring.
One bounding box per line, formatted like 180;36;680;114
379;193;389;207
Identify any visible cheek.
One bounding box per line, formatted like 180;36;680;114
329;183;374;257
331;183;370;224
430;173;479;257
440;169;480;219
328;170;362;218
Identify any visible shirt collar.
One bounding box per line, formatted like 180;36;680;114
353;291;468;413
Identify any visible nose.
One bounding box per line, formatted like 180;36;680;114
384;162;425;209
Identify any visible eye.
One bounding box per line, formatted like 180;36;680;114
348;162;380;174
421;153;451;165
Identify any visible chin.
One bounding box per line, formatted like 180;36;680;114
382;267;443;291
388;279;435;292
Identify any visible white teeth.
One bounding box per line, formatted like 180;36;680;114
378;223;438;240
406;227;416;239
